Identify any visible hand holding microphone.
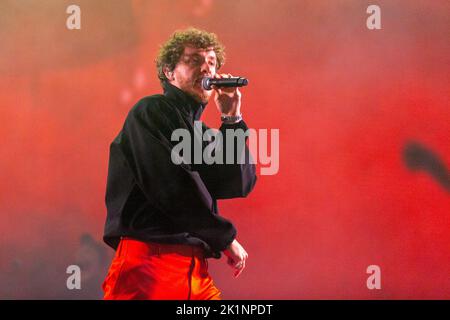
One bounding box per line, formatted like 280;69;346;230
210;73;246;117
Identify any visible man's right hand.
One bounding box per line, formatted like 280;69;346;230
223;239;248;278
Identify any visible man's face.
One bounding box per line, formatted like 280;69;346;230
168;46;217;104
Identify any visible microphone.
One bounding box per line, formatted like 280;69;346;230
202;76;249;90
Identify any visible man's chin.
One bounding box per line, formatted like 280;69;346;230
190;89;211;105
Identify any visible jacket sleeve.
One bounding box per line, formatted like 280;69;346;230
195;120;257;200
119;99;236;252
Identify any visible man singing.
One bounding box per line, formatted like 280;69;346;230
102;28;257;300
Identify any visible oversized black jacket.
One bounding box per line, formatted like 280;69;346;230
103;82;257;258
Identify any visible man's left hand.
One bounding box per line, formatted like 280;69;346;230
212;73;242;116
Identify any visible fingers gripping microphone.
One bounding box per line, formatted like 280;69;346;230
202;77;249;90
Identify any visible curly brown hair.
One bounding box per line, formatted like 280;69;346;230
155;27;225;85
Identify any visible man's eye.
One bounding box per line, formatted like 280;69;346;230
184;57;197;64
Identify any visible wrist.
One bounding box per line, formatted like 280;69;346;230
221;113;242;124
221;110;241;116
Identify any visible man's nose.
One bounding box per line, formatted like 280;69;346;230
200;60;214;76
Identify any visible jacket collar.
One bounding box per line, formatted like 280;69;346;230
163;81;207;121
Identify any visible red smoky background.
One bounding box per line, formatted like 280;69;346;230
0;0;449;299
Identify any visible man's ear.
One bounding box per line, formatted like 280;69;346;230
163;66;174;81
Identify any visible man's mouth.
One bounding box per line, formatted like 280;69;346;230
194;78;204;88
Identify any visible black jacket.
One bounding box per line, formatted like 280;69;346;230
103;82;257;258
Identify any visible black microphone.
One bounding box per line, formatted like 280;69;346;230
202;76;249;90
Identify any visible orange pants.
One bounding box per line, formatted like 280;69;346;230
102;238;222;300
